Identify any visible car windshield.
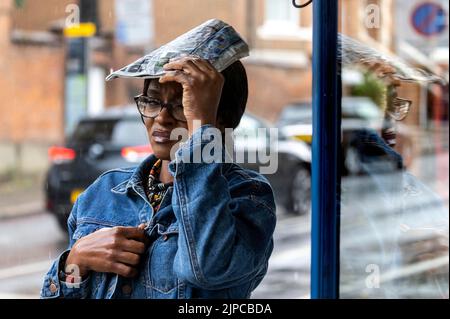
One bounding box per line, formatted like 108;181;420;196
71;119;148;146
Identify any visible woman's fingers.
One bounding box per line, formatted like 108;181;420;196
159;70;192;86
187;56;216;74
158;55;223;127
115;226;147;242
164;56;215;76
109;262;138;278
101;250;141;277
121;239;147;254
192;57;216;73
113;226;148;253
114;251;141;266
164;58;203;75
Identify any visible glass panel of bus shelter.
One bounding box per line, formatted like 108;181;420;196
338;0;449;298
0;0;312;298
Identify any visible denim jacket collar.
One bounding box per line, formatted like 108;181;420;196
110;154;158;195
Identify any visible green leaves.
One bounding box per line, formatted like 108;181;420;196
351;71;386;109
15;0;25;8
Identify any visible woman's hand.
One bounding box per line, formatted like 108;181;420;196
159;56;224;135
66;225;148;279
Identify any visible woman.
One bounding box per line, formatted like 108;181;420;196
40;50;276;298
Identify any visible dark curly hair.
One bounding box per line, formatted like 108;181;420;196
217;60;248;129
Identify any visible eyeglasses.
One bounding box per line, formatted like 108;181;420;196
387;97;412;121
134;95;187;122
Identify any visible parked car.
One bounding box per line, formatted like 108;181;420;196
45;107;312;230
234;113;311;217
45;107;149;229
277;97;413;175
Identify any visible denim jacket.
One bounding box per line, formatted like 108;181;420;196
40;125;276;299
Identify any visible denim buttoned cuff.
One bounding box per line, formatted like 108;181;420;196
40;250;91;299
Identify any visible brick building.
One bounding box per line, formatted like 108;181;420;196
0;0;68;173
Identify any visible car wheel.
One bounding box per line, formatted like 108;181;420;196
290;165;311;215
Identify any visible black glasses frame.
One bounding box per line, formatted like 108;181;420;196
134;94;187;122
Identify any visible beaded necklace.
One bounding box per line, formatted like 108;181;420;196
146;159;173;213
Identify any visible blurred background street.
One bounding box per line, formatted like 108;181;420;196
0;0;448;299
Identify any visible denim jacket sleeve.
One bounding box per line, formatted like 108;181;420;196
168;124;277;290
40;197;91;299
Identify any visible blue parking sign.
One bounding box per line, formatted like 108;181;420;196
411;2;447;37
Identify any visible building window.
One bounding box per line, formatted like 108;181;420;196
266;0;298;26
257;0;312;41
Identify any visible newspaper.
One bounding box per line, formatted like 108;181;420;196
106;19;249;81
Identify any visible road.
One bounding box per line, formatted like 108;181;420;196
0;208;311;299
0;212;66;298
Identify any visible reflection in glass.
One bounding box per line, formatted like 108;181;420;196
339;1;449;299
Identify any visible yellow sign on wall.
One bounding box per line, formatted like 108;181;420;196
64;23;97;38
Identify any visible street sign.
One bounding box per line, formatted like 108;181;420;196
64;38;88;135
114;0;153;46
396;0;448;57
64;23;97;38
411;2;447;37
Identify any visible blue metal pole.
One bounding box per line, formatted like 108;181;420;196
311;0;341;299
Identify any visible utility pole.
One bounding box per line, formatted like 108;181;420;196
63;0;98;136
80;0;99;28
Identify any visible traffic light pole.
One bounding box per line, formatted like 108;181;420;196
63;0;98;135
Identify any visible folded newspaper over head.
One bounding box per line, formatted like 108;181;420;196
105;19;249;81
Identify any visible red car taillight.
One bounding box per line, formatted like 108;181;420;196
121;145;152;163
48;146;76;164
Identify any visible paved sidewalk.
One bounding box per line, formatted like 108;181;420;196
0;177;45;220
